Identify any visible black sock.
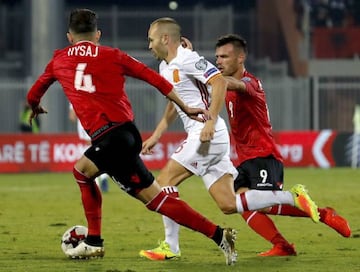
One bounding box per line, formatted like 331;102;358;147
85;235;104;246
212;226;223;246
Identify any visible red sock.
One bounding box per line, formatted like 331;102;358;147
267;204;312;217
162;186;179;198
267;205;327;222
318;208;327;222
73;167;102;236
242;211;289;245
146;191;217;239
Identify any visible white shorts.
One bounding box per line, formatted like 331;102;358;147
171;128;238;190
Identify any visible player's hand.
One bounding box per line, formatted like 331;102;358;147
200;119;215;142
181;37;193;50
29;105;47;126
141;136;158;155
184;106;210;123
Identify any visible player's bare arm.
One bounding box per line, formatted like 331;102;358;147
142;101;177;155
165;88;208;122
224;76;246;91
199;75;227;142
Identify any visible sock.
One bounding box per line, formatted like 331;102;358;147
242;211;289;245
235;190;294;213
318;208;327;222
146;190;218;242
161;186;180;253
211;226;224;246
267;204;310;217
73;167;102;237
86;235;104;246
267;204;325;221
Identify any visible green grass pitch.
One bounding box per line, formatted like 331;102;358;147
1;168;359;272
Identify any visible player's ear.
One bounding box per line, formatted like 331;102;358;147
238;52;246;65
95;30;101;43
161;34;169;45
67;32;73;44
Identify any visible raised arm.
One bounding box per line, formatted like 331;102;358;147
224;76;247;92
166;88;208;122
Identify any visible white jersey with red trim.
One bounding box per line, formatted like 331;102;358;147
159;45;227;133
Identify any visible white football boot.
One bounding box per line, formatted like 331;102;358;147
65;241;105;259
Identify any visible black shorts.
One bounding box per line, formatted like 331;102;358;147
84;122;154;196
234;156;284;192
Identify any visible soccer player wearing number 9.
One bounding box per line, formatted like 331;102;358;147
26;9;239;263
216;34;351;256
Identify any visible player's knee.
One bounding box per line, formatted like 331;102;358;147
73;167;92;183
218;200;236;214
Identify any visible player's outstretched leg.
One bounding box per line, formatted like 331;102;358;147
290;184;320;223
144;189;238;265
265;204;351;237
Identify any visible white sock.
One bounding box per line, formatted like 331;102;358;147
236;190;294;213
163;215;180;253
162;186;180;253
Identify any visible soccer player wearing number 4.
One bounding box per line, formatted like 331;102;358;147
26;9;240;265
215;34;351;256
139;18;321;261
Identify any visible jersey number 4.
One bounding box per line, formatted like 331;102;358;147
74;63;96;93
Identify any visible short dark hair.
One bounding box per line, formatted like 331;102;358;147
68;9;97;34
215;34;248;54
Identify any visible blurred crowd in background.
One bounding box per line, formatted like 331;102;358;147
295;0;360;31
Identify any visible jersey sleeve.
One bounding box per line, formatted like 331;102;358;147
241;76;262;96
27;59;56;107
118;50;173;96
182;51;221;84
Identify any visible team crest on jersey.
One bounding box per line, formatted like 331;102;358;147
241;77;251;82
195;58;207;70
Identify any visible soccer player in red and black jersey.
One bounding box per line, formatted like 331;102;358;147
26;9;238;263
215;34;351;256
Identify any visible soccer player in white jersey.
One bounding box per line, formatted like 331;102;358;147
69;104;109;192
139;17;320;261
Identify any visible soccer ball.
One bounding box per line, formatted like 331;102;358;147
61;225;88;254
